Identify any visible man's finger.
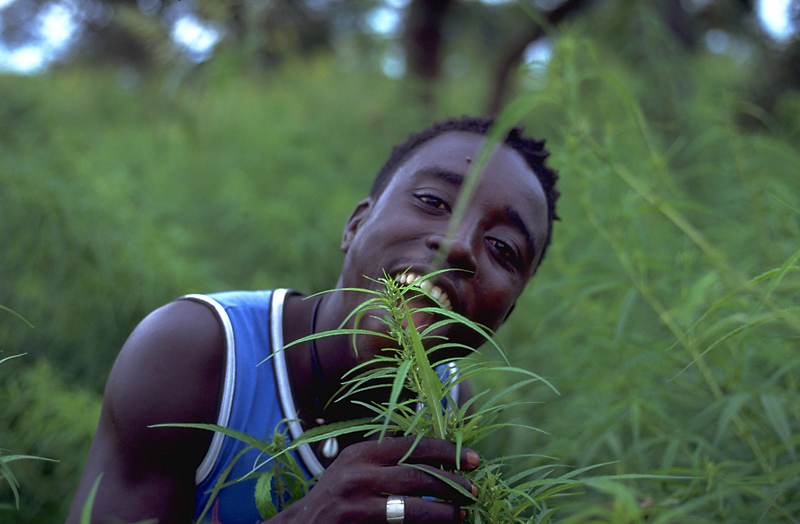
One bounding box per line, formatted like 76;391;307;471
347;436;480;470
371;496;465;524
380;464;476;504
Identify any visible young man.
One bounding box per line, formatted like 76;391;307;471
65;116;559;524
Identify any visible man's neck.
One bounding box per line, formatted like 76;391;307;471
282;291;393;434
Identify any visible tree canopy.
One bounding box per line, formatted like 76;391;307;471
1;0;798;115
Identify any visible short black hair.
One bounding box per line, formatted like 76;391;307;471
371;115;560;267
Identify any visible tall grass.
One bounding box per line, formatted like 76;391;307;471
490;29;800;522
0;310;57;515
0;353;48;513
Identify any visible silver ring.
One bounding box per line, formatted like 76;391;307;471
386;495;405;524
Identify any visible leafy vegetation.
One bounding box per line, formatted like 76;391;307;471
0;312;57;516
491;30;800;523
0;354;49;512
1;5;799;521
170;271;657;524
278;271;608;524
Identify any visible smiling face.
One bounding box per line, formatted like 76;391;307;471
336;131;549;357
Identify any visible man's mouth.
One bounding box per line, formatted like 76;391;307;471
393;271;453;312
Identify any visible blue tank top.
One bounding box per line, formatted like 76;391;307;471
182;289;462;523
183;289;324;524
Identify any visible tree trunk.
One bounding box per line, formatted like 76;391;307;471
404;0;453;109
486;0;595;116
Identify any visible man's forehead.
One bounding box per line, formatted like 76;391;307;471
401;131;501;169
390;132;543;201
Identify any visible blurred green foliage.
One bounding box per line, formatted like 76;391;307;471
485;26;800;524
0;55;472;386
1;356;100;521
1;5;799;522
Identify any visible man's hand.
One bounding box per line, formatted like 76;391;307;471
273;436;479;523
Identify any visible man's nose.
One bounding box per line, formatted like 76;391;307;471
425;228;478;274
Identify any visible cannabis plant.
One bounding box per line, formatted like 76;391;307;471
265;270;606;524
170;270;662;523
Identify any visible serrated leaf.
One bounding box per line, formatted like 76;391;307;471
255;471;278;519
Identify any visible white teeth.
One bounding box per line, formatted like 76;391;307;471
393;272;453;312
441;296;452;311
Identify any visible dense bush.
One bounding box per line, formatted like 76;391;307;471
485;31;800;522
0;57;472;388
0;357;100;522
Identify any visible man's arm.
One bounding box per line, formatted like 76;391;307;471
65;300;224;524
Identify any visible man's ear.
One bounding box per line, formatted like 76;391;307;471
341;197;373;253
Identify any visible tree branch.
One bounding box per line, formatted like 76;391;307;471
486;0;595;115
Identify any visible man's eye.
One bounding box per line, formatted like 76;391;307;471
418;194;450;211
488;238;520;267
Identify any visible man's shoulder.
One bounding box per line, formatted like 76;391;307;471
105;299;226;435
128;298;226;361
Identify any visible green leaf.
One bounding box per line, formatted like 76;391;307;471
760;393;796;460
403;300;446;439
379;359;413;440
152;422;290;456
79;474;103;524
255;471;278;520
0;306;34;328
